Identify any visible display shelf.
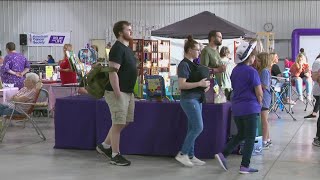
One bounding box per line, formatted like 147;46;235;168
130;39;170;84
256;32;275;53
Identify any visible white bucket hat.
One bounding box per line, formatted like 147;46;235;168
234;40;257;64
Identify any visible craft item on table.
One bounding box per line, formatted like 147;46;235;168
167;75;179;101
169;76;180;95
45;66;54;79
78;48;97;65
214;88;227;104
66;51;85;78
213;84;220;94
144;75;169;101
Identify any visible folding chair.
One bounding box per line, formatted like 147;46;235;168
284;59;314;112
269;75;297;121
290;78;314;112
0;87;47;142
32;88;50;117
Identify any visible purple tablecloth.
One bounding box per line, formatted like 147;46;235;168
54;95;97;149
96;100;232;159
54;96;231;158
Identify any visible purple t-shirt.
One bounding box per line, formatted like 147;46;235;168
0;52;30;89
231;63;261;116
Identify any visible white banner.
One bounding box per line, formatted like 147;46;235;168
27;32;71;47
150;36;239;65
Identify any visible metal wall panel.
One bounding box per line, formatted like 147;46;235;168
0;0;318;60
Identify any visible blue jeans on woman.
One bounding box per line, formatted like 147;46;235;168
222;113;258;167
294;77;312;96
179;98;203;158
0;104;20;116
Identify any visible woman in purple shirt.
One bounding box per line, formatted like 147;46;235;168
0;42;30;89
215;39;263;174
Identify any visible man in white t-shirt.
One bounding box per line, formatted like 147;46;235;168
310;57;320;147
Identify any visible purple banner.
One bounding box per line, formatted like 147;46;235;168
49;36;65;44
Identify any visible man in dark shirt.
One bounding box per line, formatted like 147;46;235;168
96;21;137;166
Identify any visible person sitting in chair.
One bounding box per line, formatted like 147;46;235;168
290;53;313;101
0;73;40;115
270;53;295;105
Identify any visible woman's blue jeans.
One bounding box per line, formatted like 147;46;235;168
294;77;312;96
0;104;20;116
179;98;203;157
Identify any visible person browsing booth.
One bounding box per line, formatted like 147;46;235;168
175;35;210;167
200;30;226;73
290;53;313;101
215;39;262;174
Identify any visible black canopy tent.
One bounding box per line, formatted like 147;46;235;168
151;11;256;39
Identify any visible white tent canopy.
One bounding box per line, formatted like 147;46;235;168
151;36;240;65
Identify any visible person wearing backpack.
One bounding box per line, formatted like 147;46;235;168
96;21;137;166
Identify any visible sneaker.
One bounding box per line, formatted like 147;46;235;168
96;144;112;159
307;95;312;101
283;98;296;105
175;153;194;167
299;95;303;101
110;154;131;166
312;138;320;147
304;114;317;119
263;143;270;150
214;153;228;171
239;166;259;174
288;100;296;105
267;140;273;147
190;156;206;166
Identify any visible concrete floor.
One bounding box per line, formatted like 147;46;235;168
0;101;319;180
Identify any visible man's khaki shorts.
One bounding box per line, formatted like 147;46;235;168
104;91;135;125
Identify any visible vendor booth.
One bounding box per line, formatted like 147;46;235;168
151;11;256;65
54;11;257;159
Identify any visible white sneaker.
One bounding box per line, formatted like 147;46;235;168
190;156;206;166
175;153;194;167
263;143;270;150
299;95;303;101
307;95;312;101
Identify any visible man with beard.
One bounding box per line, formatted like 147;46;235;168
96;21;137;166
200;30;226;73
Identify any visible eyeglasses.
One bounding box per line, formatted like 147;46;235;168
192;49;201;52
